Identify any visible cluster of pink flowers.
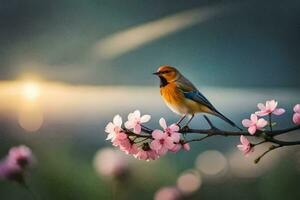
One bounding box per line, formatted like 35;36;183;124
105;110;190;161
238;100;299;156
0;145;35;184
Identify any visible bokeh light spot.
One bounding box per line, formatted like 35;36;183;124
195;150;227;176
176;170;202;194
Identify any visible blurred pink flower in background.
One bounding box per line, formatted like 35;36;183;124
8;145;34;169
0;145;35;183
150;130;175;156
93;148;129;179
293;104;300;124
237;136;253;156
255;99;285;116
154;186;182;200
125;110;151;134
242;114;267;135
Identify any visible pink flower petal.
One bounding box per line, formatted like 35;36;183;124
113;115;122;127
248;126;257;135
294;104;300;113
170;132;180;143
135;150;148;160
106;132;115;140
169;144;182;153
164;137;175;149
183;143;190;151
256;118;268;128
105;122;115;134
267;100;277;111
159;118;167;129
133;124;141;134
152;130;164;140
240;135;250;145
133;110;141;118
255;110;268;117
127;112;135;121
293;113;300;125
157;147;168;156
140;115;151;123
242;119;252;127
124;121;133;129
169;124;179;132
250;114;258;123
257;103;265;110
273;108;285;116
150;140;162;151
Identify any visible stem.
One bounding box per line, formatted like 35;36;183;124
22;182;37;200
253;140;267;147
184;134;212;144
268;114;273;132
254;145;281;164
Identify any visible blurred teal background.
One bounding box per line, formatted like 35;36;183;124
0;0;300;199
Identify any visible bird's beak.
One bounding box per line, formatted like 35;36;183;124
152;72;160;75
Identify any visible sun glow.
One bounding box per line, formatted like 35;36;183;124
22;81;41;101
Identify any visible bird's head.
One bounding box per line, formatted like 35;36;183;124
153;66;180;82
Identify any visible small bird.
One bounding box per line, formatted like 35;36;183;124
153;65;241;130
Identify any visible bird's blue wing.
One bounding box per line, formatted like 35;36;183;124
176;75;217;112
183;91;217;112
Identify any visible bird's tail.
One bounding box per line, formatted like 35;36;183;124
213;111;242;131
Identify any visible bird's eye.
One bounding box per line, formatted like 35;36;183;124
162;70;171;74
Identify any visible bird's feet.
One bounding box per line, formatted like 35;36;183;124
181;125;190;132
176;123;182;130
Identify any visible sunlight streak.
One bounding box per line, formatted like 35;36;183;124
92;5;226;60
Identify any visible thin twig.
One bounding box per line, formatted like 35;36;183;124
22;182;37;200
254;145;281;164
184;134;212;144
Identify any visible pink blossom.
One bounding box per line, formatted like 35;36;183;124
183;143;190;151
111;132;128;147
105;115;123;141
150;130;175;156
159;118;180;143
255;99;285;116
147;150;159;160
170;143;191;153
242;114;268;135
125;110;151;134
7;145;34;168
293;113;300;125
293;104;300;125
120;142;140;155
154;187;181;200
170;144;182;153
294;104;300;113
134;150;149;160
0;145;35;183
237;135;253;156
0;160;23;182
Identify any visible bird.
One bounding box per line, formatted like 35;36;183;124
153;65;242;130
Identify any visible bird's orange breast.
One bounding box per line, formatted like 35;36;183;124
160;83;187;114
